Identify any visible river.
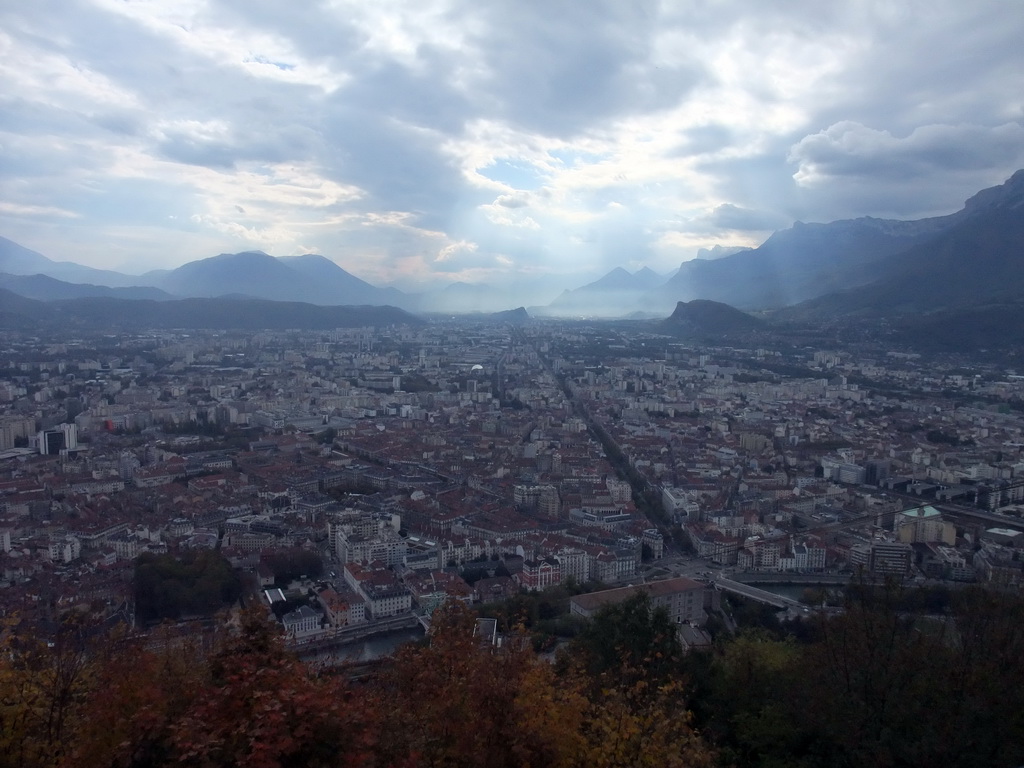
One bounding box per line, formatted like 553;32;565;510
758;584;844;603
301;627;426;666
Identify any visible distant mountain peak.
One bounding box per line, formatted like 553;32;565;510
490;306;530;324
661;299;762;336
587;266;646;289
963;168;1024;213
215;249;271;259
0;236;145;288
693;245;752;261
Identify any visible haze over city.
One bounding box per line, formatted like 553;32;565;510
7;4;1024;766
2;0;1023;300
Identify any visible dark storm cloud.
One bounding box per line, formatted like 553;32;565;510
154;121;320;170
785;122;1024;219
790;122;1024;181
337;58;473;134
468;1;704;137
318;100;471;230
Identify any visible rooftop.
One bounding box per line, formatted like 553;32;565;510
899;505;942;519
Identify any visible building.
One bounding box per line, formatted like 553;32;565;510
570;576;707;626
973;542;1024;586
37;423;78;455
516;558;561;592
0;416;34;451
281;605;324;638
741;538;780;570
642;528;665;560
337;529;408;566
317;587;366;627
920;543;975;582
895;505;955;545
791;542;826;572
850;539;912;576
662;487;701;522
343;562;413;619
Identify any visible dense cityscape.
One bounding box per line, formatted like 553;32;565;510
4;316;1024;624
4;310;1024;767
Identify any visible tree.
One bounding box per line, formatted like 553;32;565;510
578;676;712;768
314;427;337;445
133;551;241;623
375;600;586;768
554;591;715;767
261;548;323;585
566;591;685;690
68;627;206;768
0;614;96;768
696;631;806;768
169;610;374;768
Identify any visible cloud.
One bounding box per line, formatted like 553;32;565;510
699;203;788;232
0;202;82;219
478;193;541;229
789;122;1024;184
496;194;529;209
1;0;1023;283
432;2;708;139
785;121;1024;218
436;240;478;263
431;239;511;275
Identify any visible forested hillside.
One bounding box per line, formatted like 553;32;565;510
1;585;1023;768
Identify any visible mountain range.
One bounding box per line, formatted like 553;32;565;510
0;272;173;302
0;288;421;332
2;169;1023;341
0;237;147;288
778;170;1024;319
541;266;667;317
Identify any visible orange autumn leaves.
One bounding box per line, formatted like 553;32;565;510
1;603;712;768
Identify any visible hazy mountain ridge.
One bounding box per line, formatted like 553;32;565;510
646;213;959;313
0;292;422;331
539;266;672;317
3;169;1024;323
413;281;513;314
486;306;531;324
0;236;151;288
781;170;1024;320
150;250;406;307
277;253;409;306
0;272;174;302
892;301;1024;351
694;245;751;260
0;287;50;328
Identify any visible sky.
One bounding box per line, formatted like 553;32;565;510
2;0;1023;301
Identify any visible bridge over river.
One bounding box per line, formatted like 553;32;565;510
712;578;806;610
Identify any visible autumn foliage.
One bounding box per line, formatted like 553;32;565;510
12;582;1023;768
0;601;712;768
